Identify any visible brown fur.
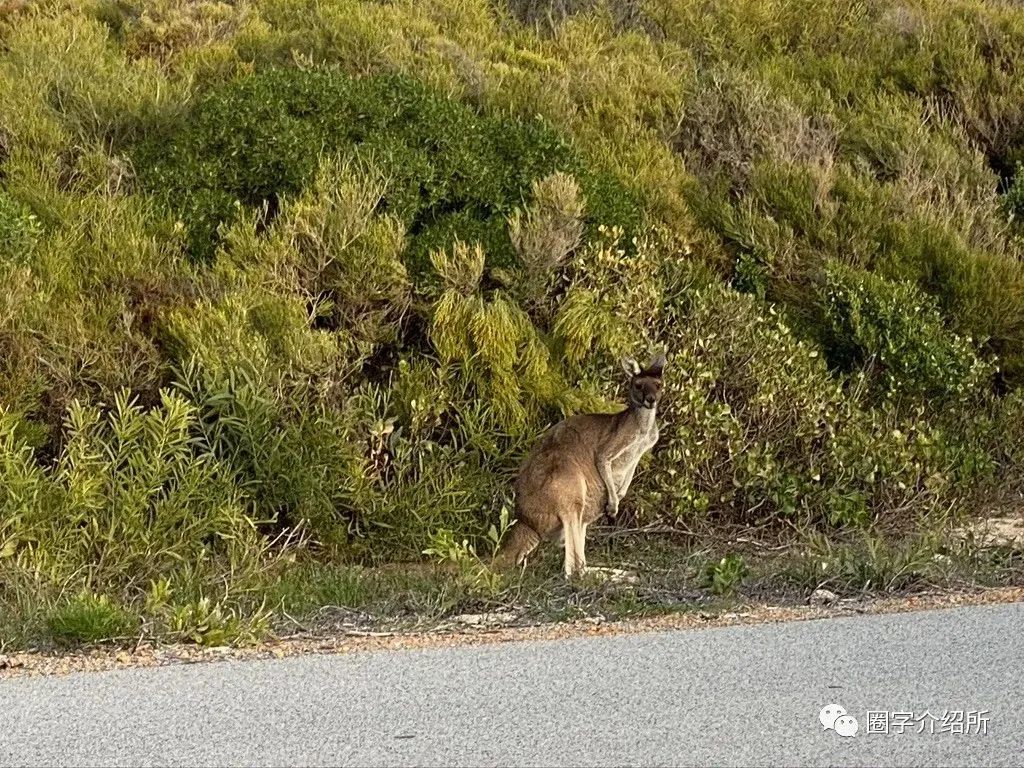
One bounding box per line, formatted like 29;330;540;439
494;353;666;577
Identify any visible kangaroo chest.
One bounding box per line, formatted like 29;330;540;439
610;412;658;486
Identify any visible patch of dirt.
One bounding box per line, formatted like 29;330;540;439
2;586;1021;680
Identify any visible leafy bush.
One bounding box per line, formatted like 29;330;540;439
507;171;585;310
552;224;667;365
95;0;263;72
0;12;185;153
638;282;997;529
216;154;413;346
163;595;272;647
821;263;993;404
131;67;641;274
429;240;574;427
0;391;277;599
676;55;1024;386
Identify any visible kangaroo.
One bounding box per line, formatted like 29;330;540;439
493;353;666;577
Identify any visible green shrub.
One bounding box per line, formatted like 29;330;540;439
217;155;413;346
46;592;138;644
0;12;185;154
552;225;668;366
173;361;371;550
131;68;641;273
162;280;365;547
93;0;263;73
821;263;993;404
703;553;748;596
692;154;1024;387
637;282;995;529
0;391;276;596
676;55;1024;386
790;530;942;594
164;595;272;646
313;374;524;562
429;239;576;427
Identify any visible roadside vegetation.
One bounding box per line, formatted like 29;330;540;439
1;0;1023;650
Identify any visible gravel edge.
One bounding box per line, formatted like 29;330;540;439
2;586;1021;679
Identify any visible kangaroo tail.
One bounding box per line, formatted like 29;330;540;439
491;518;542;569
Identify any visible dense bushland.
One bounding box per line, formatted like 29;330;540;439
131;68;642;271
1;0;1023;646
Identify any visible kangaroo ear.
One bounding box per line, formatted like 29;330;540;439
647;353;667;377
622;357;642;377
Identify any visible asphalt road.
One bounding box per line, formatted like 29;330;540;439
2;602;1021;767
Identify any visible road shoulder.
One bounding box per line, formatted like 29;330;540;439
3;585;1021;680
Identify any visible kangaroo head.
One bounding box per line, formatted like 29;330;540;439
621;353;666;410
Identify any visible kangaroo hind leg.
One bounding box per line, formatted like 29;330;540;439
561;513;580;579
561;494;588;579
575;522;588;574
572;475;593;576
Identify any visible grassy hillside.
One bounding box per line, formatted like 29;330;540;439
1;0;1023;647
